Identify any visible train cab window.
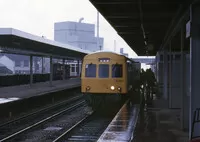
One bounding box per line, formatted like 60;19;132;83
85;64;96;77
99;64;109;78
112;64;123;78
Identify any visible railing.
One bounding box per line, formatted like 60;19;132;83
191;108;200;141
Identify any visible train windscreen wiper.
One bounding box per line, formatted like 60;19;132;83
112;63;118;71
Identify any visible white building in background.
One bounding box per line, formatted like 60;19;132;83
54;20;104;76
54;20;104;52
120;48;129;57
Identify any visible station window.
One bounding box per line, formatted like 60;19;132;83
24;60;29;67
112;64;123;78
167;55;170;61
71;66;75;72
15;61;21;67
171;55;174;60
160;55;163;61
99;64;109;78
71;64;75;72
175;54;181;60
85;64;96;77
76;66;79;72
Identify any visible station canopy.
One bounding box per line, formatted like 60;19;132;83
89;0;194;55
0;28;91;59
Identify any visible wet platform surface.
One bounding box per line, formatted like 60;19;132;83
133;99;189;142
0;78;80;104
98;101;140;142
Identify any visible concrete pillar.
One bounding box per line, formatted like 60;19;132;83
169;42;172;108
42;57;44;74
77;60;80;77
163;49;168;101
189;3;200;139
62;58;65;80
30;55;33;86
80;60;83;78
50;56;53;86
180;26;189;130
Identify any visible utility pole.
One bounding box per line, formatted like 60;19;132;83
97;11;100;50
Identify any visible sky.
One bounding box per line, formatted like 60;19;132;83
0;0;138;57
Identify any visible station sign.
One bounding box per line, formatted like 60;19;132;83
186;20;191;38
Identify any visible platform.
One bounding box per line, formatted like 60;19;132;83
134;98;189;142
0;78;80;104
97;101;140;142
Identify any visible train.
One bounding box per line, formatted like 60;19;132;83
81;51;141;109
53;63;70;80
53;61;82;79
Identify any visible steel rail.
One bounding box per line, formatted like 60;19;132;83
0;100;85;142
0;95;82;128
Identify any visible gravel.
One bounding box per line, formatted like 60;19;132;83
14;106;92;142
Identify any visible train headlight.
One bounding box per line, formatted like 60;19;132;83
117;87;121;91
86;86;90;91
110;86;115;90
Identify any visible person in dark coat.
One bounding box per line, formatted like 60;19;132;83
145;68;156;106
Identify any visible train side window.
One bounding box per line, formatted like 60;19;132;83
112;64;123;78
85;64;96;77
99;64;109;78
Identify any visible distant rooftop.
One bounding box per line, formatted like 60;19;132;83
131;56;155;64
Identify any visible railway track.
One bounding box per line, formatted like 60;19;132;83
0;95;85;142
53;105;122;142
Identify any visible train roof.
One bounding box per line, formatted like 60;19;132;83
88;50;131;58
88;50;121;55
85;50;140;65
88;50;139;62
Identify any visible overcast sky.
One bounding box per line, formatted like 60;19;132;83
0;0;138;57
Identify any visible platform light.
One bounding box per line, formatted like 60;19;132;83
110;86;115;90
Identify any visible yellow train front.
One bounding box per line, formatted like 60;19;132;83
81;51;139;109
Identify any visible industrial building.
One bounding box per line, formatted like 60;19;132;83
54;20;104;52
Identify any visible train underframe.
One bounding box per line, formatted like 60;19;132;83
83;92;130;110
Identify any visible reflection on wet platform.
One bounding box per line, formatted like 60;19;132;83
97;101;140;142
111;120;129;126
0;97;20;104
108;125;129;131
133;105;189;142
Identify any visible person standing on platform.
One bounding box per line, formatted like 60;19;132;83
145;68;156;106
